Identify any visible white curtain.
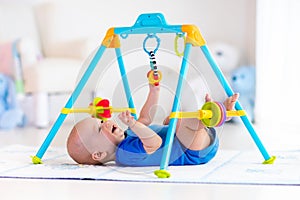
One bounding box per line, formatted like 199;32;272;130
256;0;300;130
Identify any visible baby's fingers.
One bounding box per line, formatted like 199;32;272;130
118;112;126;120
125;110;131;117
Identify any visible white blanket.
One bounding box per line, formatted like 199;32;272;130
0;145;299;185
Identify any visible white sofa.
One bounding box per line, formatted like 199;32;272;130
0;3;98;128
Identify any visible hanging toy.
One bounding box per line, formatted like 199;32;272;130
174;33;186;57
143;34;162;86
147;50;162;86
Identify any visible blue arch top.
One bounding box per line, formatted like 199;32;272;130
114;13;183;35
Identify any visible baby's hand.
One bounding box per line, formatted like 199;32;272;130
118;110;136;127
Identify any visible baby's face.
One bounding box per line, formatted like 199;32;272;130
99;119;125;145
75;118;125;154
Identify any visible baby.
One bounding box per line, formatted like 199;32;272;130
67;84;238;166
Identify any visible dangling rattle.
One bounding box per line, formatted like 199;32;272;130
147;50;162;86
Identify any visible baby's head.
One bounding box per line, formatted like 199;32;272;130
67;117;125;165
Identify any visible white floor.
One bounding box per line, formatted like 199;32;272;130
0;122;299;200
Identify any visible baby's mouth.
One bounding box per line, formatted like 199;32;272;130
111;125;117;133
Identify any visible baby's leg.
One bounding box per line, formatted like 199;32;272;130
175;118;211;151
162;94;209;150
166;93;239;151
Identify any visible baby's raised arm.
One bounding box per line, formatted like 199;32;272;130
137;84;160;126
118;110;162;154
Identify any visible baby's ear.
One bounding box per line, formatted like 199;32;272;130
91;151;107;162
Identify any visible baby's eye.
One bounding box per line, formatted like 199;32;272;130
98;120;104;132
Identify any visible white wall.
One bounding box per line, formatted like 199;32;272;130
29;0;256;66
28;0;256;120
0;0;256;66
256;0;300;131
1;0;256;124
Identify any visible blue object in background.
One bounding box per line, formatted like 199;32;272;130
0;74;26;129
230;66;256;123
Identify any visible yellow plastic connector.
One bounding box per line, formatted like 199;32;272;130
181;25;206;47
31;155;43;164
61;108;72;114
61;107;136;116
102;27;121;48
169;110;213;120
61;107;95;115
226;110;246;117
154;169;171;178
262;156;276;164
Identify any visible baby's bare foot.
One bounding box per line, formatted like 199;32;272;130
224;93;239;110
205;93;212;102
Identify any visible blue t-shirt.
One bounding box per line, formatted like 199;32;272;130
115;125;219;166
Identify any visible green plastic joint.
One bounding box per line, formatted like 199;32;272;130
262;156;276;164
31;156;43;164
154;169;171;178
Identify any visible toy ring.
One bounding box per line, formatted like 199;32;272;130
174;33;186;57
143;34;161;55
201;101;223;127
215;102;227;127
148;70;162;85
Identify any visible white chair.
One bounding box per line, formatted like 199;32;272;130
0;3;95;128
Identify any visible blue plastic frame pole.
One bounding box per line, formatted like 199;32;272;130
200;45;272;161
115;48;137;120
33;45;107;161
159;43;192;170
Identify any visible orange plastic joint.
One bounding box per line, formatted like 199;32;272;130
181;25;206;46
102;27;121;48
